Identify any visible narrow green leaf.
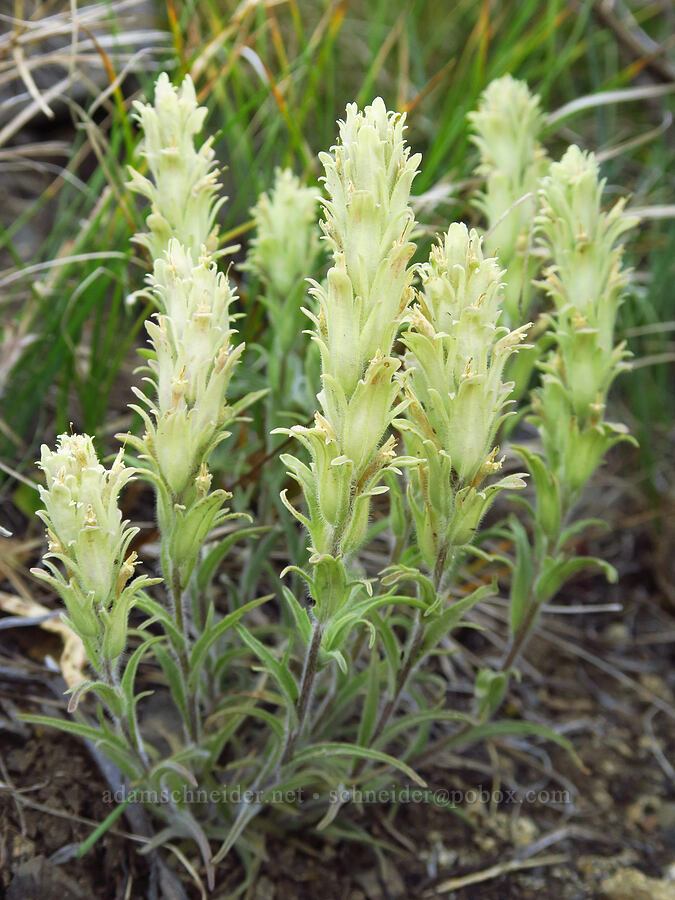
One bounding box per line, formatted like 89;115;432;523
154;644;188;725
209;703;284;740
316;667;373;737
536;555;618;604
422;582;495;655
290;742;426;787
120;636;163;747
376;709;473;749
357;650;381;748
66;680;122;717
234;624;299;708
197;525;272;594
76;791;137;857
188;595;271;692
449;719;576;758
18;714;124;748
281;585;312;646
555;518;608;554
370;610;399;696
135;595;185;649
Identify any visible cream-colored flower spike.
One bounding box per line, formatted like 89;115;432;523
279;99;419;623
244;168;321;383
400;224;529;573
246;168;320;299
469;75;548;324
530;145;638;499
127;73;224;262
537;145;639;353
32;434;154;675
128;240;241;499
309;97;421;399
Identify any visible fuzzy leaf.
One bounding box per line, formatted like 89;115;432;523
235;624;299;709
421;581;495;655
290;742;426;787
535;554;618;604
197;525;272;594
357;650;381;747
188;595;271;692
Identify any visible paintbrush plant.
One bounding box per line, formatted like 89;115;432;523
25;73;641;891
503;145;639;672
31;434;155;684
400;223;530;581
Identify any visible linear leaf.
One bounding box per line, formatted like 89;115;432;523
291;742;426;787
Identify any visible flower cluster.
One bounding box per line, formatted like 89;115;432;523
311;98;420;395
400;224;529;577
280;98;419;623
245;167;320;305
529;146;638;523
127;73;224;263
537;145;637;356
124;240;252;588
244;168;322;412
130;242;240;496
468;75;548;324
31;434;153;676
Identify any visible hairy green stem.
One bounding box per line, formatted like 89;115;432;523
367;612;426;751
281;619;323;764
170;565;201;744
501;591;541;671
102;657;149;772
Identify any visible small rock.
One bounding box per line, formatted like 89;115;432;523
254;875;276;900
604;623;630;646
599;867;675;900
7;856;87;900
11;833;34;861
511;815;539;846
